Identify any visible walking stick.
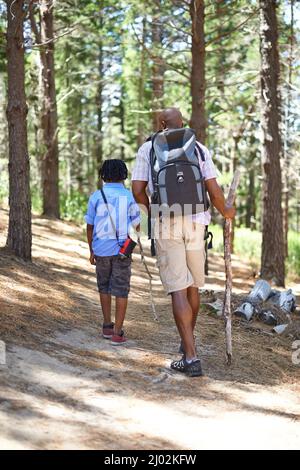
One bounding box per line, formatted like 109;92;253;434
223;170;240;365
137;235;159;321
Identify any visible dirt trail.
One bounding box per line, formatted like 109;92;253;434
0;208;299;450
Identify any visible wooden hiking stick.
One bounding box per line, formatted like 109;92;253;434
137;235;159;321
223;170;240;366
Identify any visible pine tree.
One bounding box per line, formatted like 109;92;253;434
259;0;285;286
6;0;32;260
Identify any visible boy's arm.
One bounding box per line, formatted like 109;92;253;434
86;224;96;265
205;178;236;219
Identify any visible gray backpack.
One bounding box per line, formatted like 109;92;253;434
149;127;209;215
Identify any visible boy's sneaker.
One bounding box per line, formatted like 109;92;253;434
102;322;114;339
111;331;127;345
170;356;203;377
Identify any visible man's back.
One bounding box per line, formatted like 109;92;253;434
132;137;217;225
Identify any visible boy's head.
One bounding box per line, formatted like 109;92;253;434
99;159;128;183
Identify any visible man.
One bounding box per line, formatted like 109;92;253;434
132;107;235;377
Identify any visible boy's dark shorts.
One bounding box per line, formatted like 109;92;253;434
95;255;131;298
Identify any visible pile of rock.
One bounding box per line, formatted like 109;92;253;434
234;280;297;334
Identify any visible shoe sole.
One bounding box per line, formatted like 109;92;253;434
171;366;202;376
186;370;203;377
111;341;127;346
103;334;113;339
170;366;185;373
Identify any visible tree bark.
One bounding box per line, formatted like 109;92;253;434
190;0;207;143
152;0;164;131
283;0;294;258
40;0;60;218
120;83;125;160
6;0;32;260
246;168;255;229
259;0;285;286
137;17;147;147
96;0;104;168
75;95;83;192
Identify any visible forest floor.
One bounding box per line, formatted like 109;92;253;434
0;207;300;450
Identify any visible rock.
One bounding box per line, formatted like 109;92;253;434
265;289;296;313
247;279;272;303
234;302;254;321
205;300;223;316
273;324;289;334
259;310;277;326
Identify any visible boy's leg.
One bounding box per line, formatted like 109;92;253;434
95;256;113;330
114;297;128;335
99;293;112;325
111;256;131;337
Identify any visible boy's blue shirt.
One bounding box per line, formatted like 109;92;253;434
85;183;141;257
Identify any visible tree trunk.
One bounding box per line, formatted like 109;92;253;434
64;41;72;197
259;0;285;286
152;0;164;131
6;0;32;261
40;0;59;218
96;0;104;168
75;96;83;192
246;168;255;229
283;0;294;258
190;0;207;143
120;82;125;160
137;17;146;147
230;135;239;252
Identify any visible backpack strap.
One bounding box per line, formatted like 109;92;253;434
149;131;162;203
100;188;122;247
148;132;162;257
195;142;211;211
204;226;213;249
195;142;206;162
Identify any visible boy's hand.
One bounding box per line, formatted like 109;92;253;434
89;251;96;265
224;204;236;219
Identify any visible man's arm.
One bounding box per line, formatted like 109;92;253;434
86;224;96;265
132;181;150;214
205;178;236;219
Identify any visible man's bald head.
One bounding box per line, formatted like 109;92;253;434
158;107;183;130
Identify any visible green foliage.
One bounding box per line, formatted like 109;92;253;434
0;185;7;204
31;187;43;214
210;224;300;277
59;191;89;224
287;231;300;276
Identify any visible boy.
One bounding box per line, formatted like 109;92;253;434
85;159;140;345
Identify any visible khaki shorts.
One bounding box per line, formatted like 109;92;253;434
155;216;206;294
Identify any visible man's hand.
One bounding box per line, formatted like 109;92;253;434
223;204;236;219
89;251;96;265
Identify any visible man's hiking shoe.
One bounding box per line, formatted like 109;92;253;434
171;357;203;377
102;322;114;339
178;335;197;355
111;331;127;345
